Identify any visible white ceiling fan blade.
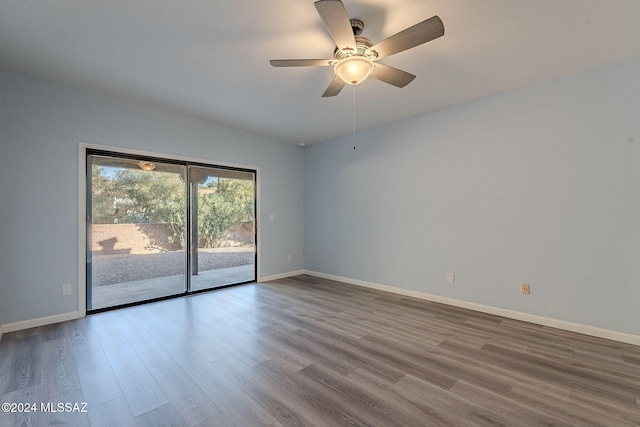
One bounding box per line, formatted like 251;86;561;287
370;63;416;88
314;0;357;51
270;59;333;67
367;16;444;60
322;75;347;97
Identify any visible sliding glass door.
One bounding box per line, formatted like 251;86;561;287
87;151;256;312
188;166;256;292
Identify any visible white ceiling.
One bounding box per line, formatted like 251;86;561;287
1;0;640;145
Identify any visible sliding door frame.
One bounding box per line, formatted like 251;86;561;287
78;142;260;316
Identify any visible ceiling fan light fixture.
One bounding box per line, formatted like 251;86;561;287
334;56;375;86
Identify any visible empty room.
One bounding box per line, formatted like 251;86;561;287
1;0;639;426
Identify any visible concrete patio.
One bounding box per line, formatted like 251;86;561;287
90;264;255;310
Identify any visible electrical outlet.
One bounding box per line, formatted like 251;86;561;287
62;284;72;296
287;254;292;262
521;283;530;295
447;273;455;283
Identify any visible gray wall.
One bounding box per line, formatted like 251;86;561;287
304;57;640;336
0;69;304;326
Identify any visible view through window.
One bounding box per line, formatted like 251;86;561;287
87;151;256;311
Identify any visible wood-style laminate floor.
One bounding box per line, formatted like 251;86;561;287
0;275;639;426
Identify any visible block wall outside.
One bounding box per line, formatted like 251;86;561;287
91;223;177;254
91;223;253;255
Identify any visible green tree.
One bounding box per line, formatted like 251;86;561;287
197;179;254;248
91;166;118;224
111;169;185;224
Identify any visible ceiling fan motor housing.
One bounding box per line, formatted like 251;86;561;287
333;36;377;61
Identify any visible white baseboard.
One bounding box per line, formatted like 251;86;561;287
1;311;84;334
303;270;640;347
259;270;305;283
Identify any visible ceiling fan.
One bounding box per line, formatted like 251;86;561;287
270;0;444;97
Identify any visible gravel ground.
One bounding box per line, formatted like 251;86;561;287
92;247;254;286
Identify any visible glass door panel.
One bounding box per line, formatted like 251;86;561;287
88;155;187;310
188;166;256;291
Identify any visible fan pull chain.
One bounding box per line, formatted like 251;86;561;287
352;85;357;150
